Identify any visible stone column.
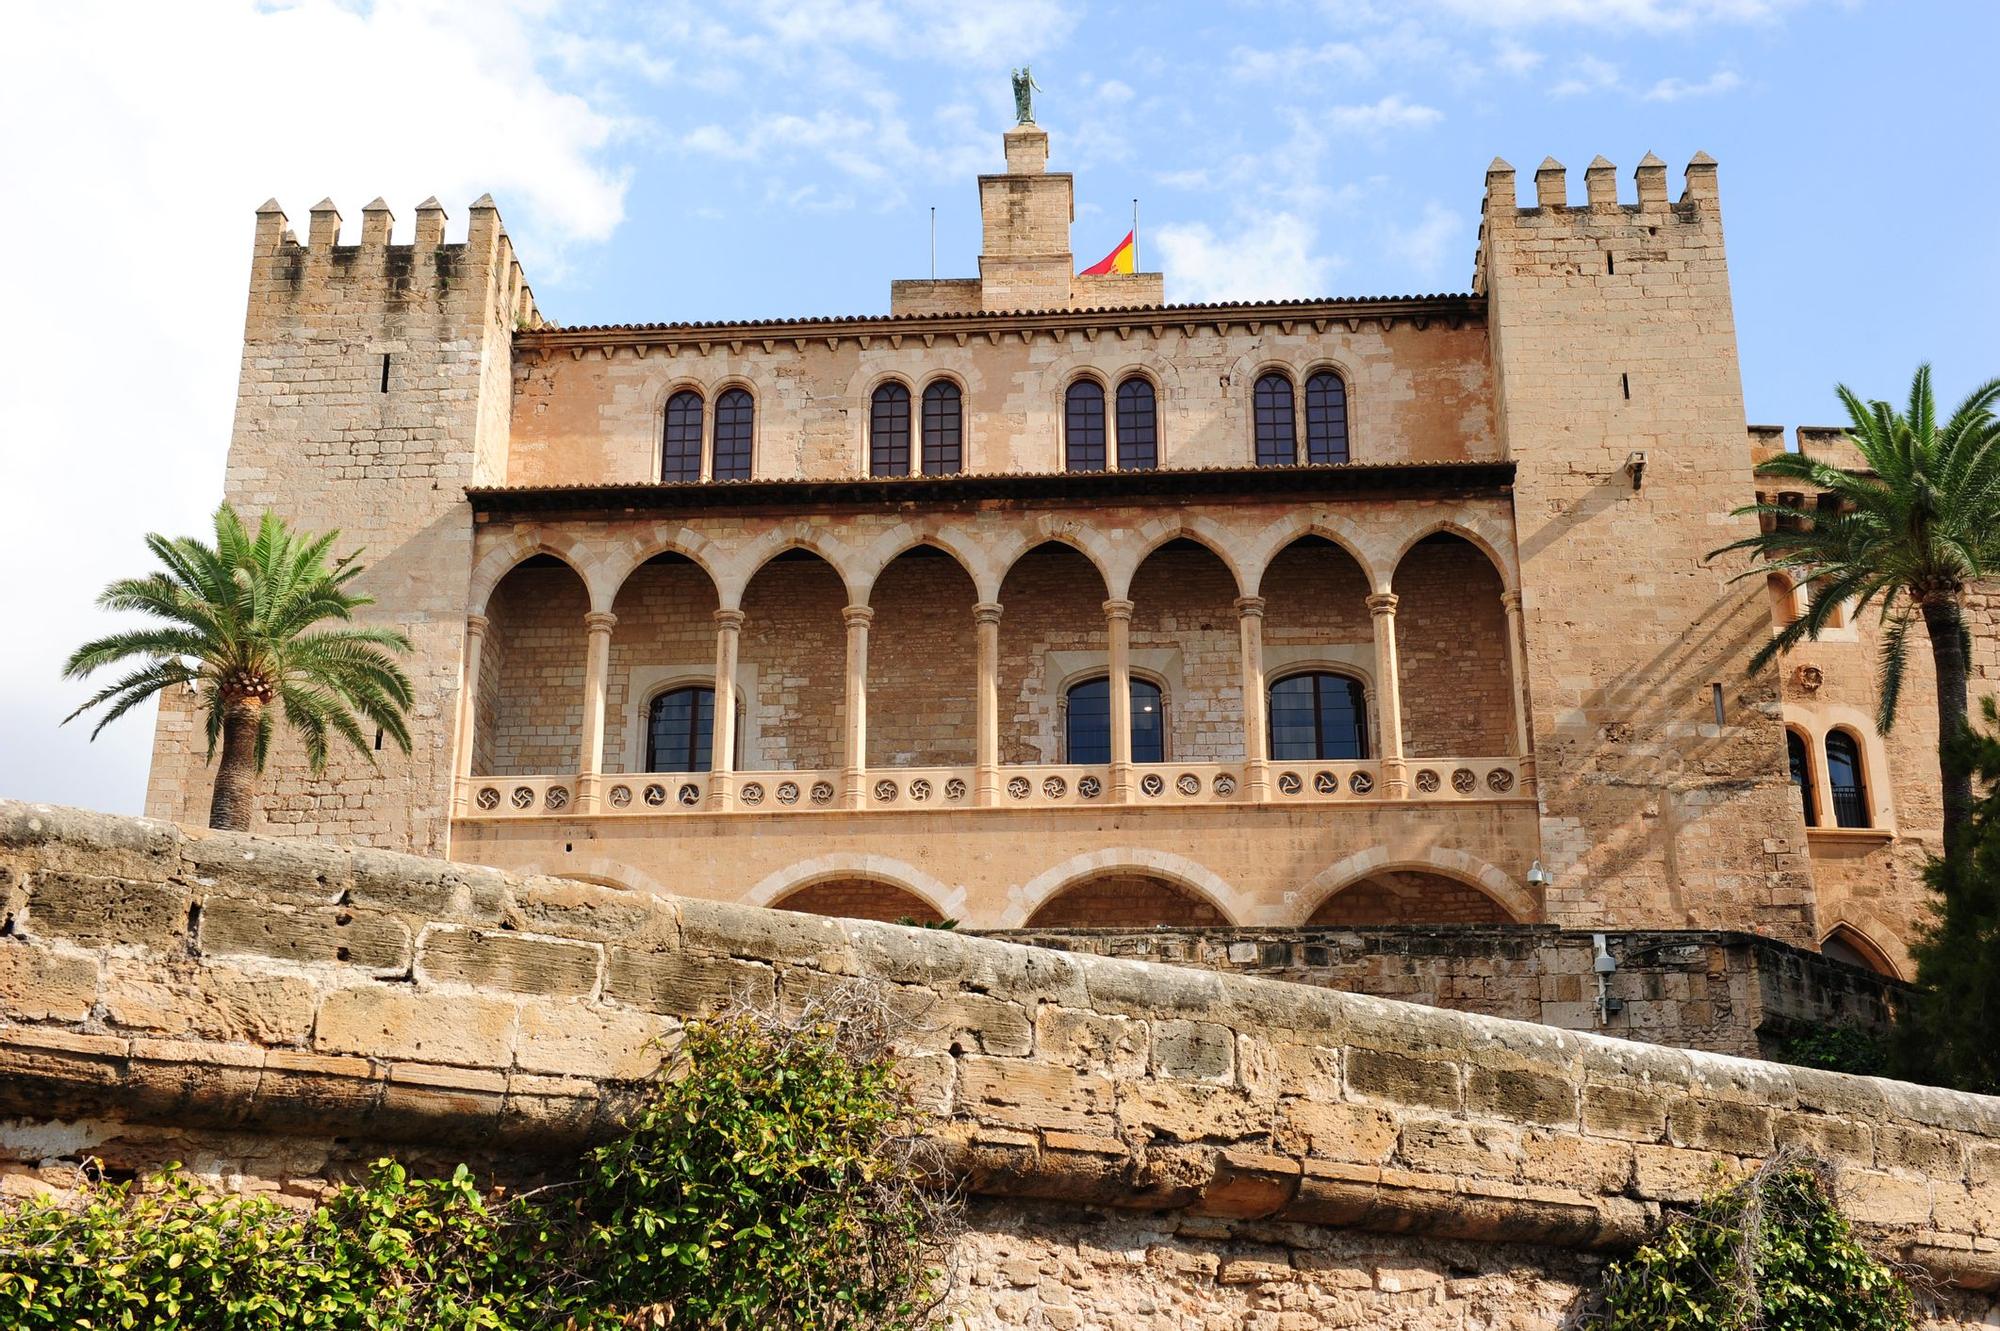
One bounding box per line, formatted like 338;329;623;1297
1235;596;1269;800
974;601;1003;805
452;613;489;814
576;610;617;813
842;605;874;810
708;608;743;810
1501;590;1538;797
1104;598;1135;801
1367;592;1408;798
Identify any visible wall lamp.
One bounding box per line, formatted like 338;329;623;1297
1625;450;1648;490
1525;859;1553;889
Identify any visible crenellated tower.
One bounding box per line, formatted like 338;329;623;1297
144;195;538;855
1479;152;1817;944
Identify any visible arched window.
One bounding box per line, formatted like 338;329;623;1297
1064;676;1165;764
712;387;754;480
1303;370;1349;464
921;380;962;474
1269;671;1368;760
1767;573;1800;627
647;686;715;772
1825;730;1870;828
1116;376;1158;470
1065;379;1107;472
869;381;911;476
1253;372;1296;466
1787;729;1817;827
1821;925;1899;978
662;390;704;482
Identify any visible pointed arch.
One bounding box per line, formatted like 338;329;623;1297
468;531;603;614
1387;517;1517;594
1107;515;1253;601
717;523;865;609
1820;922;1904;981
1238;513;1383;596
849;522;995;604
597;526;728;610
989;522;1119;600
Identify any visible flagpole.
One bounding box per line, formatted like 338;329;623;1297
930;206;937;280
1132;198;1140;270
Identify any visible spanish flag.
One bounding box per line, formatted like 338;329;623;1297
1081;230;1135;275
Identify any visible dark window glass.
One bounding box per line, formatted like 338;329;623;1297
1303;370;1349;464
1825;731;1869;828
1787;730;1817;827
1116;377;1157;470
1268;672;1368;761
870;382;911;476
712;388;754;480
1065;379;1107;472
646;686;714;772
662;390;704;482
1064;676;1165;764
1254;373;1296;466
921;380;962;474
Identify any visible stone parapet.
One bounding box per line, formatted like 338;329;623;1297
1;800;1997;1298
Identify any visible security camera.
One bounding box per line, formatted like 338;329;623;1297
1592;933;1617;974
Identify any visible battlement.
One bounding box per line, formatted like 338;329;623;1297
1472;152;1719;293
249;194;542;329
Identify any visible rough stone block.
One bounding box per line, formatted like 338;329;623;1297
1274;1098;1398;1163
28;872;188;950
200;897;411;970
418;926;601;997
514;1001;676;1080
99;960;317;1046
1344;1046;1462;1112
604;949;775;1015
958;1056;1113;1134
315;985;517;1067
0;940;97;1021
1669;1098;1774;1155
1466;1065;1576;1127
1151;1020;1235;1081
1035;1006;1148;1076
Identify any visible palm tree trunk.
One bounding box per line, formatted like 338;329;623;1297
209;697;262;831
1920;599;1974;850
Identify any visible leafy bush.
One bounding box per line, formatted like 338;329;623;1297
0;986;956;1329
1778;1023;1891;1078
1579;1155;1913;1331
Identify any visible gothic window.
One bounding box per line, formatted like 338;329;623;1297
1116;376;1158;470
1269;671;1368;761
1064;676;1166;764
1825;730;1870;828
870;381;911;476
1787;729;1817;827
647;686;715;772
662;390;704;482
1253;372;1296;466
712;387;754;480
1303;370;1349;464
921;380;963;474
1065;379;1107;472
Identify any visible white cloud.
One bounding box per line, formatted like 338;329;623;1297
1644;69;1745;100
1228;41;1375;83
1551;54;1622;96
1155;213;1342;304
1098;79;1135;103
1493;38;1545;75
0;0;629;813
1384;202;1466;284
1327;94;1445;134
1420;0;1804;30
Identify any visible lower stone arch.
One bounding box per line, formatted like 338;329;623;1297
772;879;947;925
744;854;965;922
1299;847;1536;925
1004;849;1245;928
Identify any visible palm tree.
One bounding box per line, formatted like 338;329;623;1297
1715;365;2000;849
63;504;414;831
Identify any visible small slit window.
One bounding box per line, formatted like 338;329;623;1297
662;390;704;482
1254;373;1296;466
1825;730;1870;828
1065;379;1107;472
921;380;962;474
712;387;754;480
870;381;911;476
1115;376;1158;470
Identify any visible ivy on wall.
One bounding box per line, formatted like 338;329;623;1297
1578;1154;1914;1331
0;987;958;1330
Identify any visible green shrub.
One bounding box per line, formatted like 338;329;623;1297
0;986;956;1329
1581;1155;1913;1331
1778;1023;1891;1078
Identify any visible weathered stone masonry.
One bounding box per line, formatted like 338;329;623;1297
3;801;1996;1327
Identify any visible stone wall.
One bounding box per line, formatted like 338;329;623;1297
1;801;1996;1328
999;924;1909;1059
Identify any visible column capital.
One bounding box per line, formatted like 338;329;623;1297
843;604;876;629
1233;595;1267;618
1501;588;1524;613
582;610;619;634
465;612;490;639
713;607;747;631
1102;597;1135;622
1366;592;1399;616
973;601;1004;625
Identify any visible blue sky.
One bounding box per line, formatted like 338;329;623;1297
1;0;1995;814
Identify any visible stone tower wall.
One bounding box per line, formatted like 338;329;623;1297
1481;155;1816;944
144;197;536;855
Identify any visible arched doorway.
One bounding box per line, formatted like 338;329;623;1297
1306;870;1518;925
1024;873;1227;928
